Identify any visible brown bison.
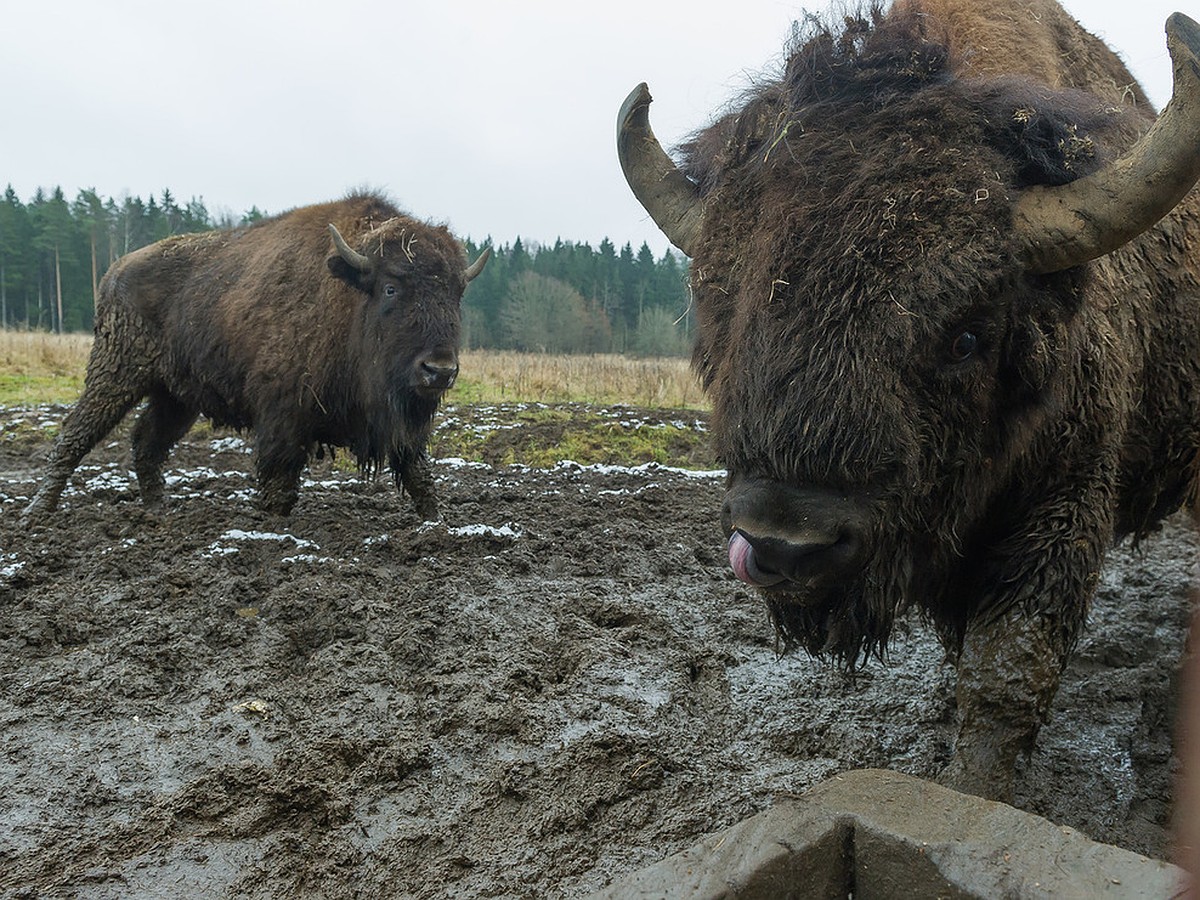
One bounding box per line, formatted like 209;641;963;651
23;193;489;520
618;0;1200;802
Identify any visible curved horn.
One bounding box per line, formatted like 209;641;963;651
464;247;492;282
1016;13;1200;274
327;223;371;273
617;83;705;257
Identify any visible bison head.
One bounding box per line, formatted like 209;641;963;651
327;217;489;401
618;10;1200;664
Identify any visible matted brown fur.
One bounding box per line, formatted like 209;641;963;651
25;192;475;519
676;1;1200;799
895;0;1151;106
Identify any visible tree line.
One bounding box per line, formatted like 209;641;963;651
461;236;691;356
0;186;267;334
0;185;693;356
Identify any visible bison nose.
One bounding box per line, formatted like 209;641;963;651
722;479;870;588
417;355;459;391
727;526;864;588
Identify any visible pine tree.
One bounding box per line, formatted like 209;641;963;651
160;189;183;236
182;197;211;233
0;187;32;329
144;195;167;242
30;188;77;333
73;188;109;313
102;198;120;266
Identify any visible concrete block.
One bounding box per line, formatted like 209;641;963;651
592;769;1184;899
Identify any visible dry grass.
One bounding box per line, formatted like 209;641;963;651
0;330;92;376
0;330;92;405
454;351;708;410
0;331;709;411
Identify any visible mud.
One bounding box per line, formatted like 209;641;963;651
0;402;1195;898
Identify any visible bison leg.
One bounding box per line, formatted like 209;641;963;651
254;438;307;516
131;388;198;507
941;608;1065;803
22;368;149;522
393;448;438;520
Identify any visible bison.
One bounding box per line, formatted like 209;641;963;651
23;193;489;520
618;0;1200;802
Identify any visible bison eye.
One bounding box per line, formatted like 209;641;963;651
949;330;979;362
383;284;398;298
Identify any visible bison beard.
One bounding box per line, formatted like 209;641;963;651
23;192;488;521
618;2;1200;803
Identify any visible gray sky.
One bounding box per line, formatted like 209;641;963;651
1;1;1184;254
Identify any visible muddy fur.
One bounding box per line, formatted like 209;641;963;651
676;3;1200;797
26;192;473;519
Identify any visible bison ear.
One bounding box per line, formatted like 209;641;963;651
327;253;371;290
1004;108;1100;189
326;223;374;291
328;224;370;269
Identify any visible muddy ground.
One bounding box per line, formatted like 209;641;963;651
0;402;1196;898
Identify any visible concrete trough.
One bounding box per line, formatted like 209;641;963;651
592;769;1184;899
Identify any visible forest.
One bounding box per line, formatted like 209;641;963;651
0;186;693;356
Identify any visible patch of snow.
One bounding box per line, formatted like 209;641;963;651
448;523;523;539
0;552;23;579
552;460;725;479
434;457;493;470
83;470;134;492
210;436;252;454
219;530;318;549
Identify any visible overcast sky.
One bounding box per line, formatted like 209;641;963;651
1;1;1185;255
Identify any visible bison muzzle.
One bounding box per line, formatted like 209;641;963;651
723;479;872;590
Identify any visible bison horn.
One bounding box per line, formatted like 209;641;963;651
617;83;705;257
1016;13;1200;274
464;247;491;282
327;224;371;273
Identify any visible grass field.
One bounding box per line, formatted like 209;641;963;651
0;333;705;410
0;331;707;411
0;331;714;468
455;350;706;409
0;331;92;406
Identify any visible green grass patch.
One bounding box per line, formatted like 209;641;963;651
444;377;493;404
518;421;704;468
0;373;84;406
430;404;715;470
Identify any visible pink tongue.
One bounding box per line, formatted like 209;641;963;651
728;532;754;582
728;532;786;587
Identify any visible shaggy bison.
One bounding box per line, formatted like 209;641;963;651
618;0;1200;801
23;193;489;520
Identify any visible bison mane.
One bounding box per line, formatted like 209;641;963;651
680;4;1129;200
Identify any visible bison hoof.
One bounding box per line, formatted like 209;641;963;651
410;494;439;520
256;495;297;517
140;491;166;510
21;491;60;526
